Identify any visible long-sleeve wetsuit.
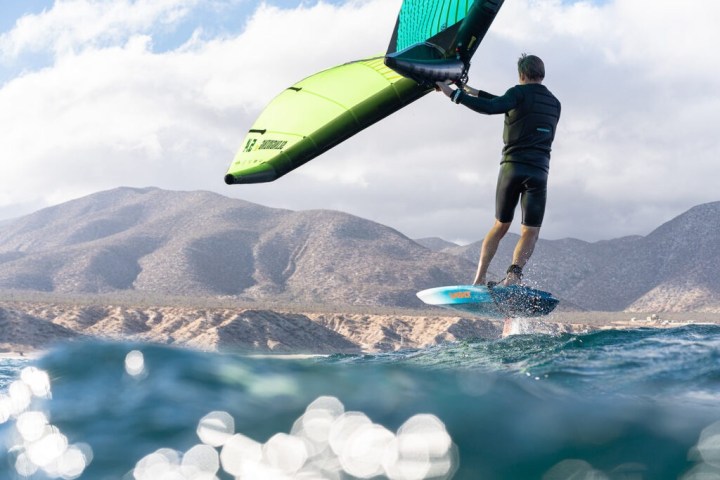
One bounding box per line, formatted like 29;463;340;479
450;83;561;227
452;84;561;173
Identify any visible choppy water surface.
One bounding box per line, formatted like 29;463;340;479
3;325;720;479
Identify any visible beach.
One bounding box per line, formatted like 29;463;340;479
2;298;719;356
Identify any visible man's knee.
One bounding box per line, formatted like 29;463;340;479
519;225;540;240
492;220;512;235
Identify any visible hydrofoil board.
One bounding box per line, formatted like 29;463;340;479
417;284;559;318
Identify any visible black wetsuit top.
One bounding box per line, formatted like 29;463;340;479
455;84;561;172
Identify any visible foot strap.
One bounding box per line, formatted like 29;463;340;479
506;264;523;278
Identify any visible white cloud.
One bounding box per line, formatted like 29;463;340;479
0;0;201;59
0;0;404;211
479;0;720;240
0;0;718;242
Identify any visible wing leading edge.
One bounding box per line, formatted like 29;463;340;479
225;0;505;185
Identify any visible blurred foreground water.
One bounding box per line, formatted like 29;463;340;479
3;325;720;479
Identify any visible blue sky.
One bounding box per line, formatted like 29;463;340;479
0;0;717;243
0;1;49;31
0;1;228;79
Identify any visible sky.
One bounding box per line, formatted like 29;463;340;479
0;0;717;244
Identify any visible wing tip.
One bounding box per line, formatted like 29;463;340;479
223;167;280;185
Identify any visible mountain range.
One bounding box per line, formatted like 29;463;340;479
435;201;720;312
0;188;470;309
0;187;718;312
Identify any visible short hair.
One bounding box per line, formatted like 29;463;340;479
517;53;545;81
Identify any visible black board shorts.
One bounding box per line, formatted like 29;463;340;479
495;161;548;227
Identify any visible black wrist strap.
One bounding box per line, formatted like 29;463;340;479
451;89;463;104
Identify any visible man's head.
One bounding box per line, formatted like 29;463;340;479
517;53;544;84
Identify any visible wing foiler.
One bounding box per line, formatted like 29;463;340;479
224;0;505;185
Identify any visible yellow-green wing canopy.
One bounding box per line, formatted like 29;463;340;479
224;57;429;184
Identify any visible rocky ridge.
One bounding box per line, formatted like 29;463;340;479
0;187;471;308
0;187;719;312
0;301;503;354
440;202;720;312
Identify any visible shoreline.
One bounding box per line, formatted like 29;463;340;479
1;299;719;359
0;351;43;360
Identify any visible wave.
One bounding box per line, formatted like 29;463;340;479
2;326;720;478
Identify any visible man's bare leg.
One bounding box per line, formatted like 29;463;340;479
472;220;511;284
502;225;540;285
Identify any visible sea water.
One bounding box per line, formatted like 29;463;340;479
2;325;720;479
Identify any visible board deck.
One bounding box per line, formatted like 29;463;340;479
417;284;559;318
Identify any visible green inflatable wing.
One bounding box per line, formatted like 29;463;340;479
225;0;504;185
224;58;427;184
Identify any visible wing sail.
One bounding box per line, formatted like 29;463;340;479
384;0;505;84
225;0;506;185
386;0;474;56
225;58;430;184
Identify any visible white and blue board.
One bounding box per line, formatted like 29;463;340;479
417;284;559;318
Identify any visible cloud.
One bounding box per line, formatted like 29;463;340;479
481;0;720;240
0;0;201;59
0;0;404;211
0;0;718;243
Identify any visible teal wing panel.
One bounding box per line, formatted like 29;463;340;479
387;0;505;62
387;0;473;55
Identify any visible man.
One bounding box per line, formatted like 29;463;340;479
437;54;561;286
